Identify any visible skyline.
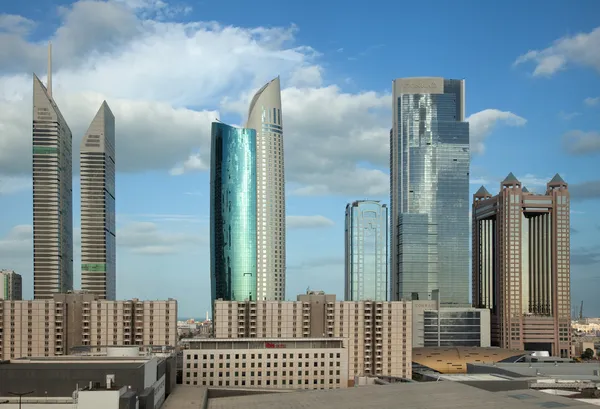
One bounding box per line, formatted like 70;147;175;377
0;0;599;316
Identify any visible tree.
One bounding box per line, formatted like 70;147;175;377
581;348;595;360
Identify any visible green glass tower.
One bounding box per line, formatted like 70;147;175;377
210;122;257;303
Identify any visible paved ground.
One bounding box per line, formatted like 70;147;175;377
206;382;598;409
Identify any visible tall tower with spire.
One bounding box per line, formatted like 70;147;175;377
32;43;74;299
80;102;116;300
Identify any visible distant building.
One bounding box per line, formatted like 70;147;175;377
210;122;257;303
181;338;349;389
0;292;177;360
412;291;491;348
472;173;571;357
213;291;412;379
344;200;388;301
0;270;22;300
390;77;470;306
80;101;116;300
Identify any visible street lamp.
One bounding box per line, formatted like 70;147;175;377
8;391;34;409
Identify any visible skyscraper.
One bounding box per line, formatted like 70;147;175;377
472;174;571;357
210;122;257;303
80;102;116;300
0;270;22;300
344;200;388;301
32;43;73;299
246;77;286;301
390;77;469;305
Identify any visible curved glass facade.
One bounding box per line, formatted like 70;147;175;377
210;122;257;303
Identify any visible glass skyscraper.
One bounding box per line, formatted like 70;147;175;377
210;122;257;303
390;77;470;306
345;200;388;301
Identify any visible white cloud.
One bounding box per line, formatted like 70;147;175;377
117;221;206;254
287;215;334;229
0;175;31;195
558;111;581;121
466;109;527;154
584;97;599;106
513;26;600;76
0;14;36;35
0;0;528;198
563;130;600;155
0;224;32;258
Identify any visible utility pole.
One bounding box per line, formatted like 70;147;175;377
8;391;35;409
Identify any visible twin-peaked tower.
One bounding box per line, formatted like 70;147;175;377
32;44;115;300
210;77;286;303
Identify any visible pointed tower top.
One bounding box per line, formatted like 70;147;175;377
522;186;530;193
474;185;491;197
47;41;52;98
502;172;519;184
549;173;566;184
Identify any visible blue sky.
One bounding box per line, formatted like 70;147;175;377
0;0;599;317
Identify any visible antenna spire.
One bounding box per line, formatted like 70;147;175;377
47;42;52;98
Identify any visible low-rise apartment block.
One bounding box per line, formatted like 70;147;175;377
213;291;412;379
182;338;348;389
0;292;177;360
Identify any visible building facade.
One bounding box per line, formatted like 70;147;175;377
32;47;74;299
210;122;257;303
344;200;388;301
213;291;412;379
412;295;491;348
0;292;177;360
80;101;116;300
0;270;22;300
472;173;571;357
246;77;286;301
182;338;348;389
390;77;469;305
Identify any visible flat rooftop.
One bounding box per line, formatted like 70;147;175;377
162;386;208;409
205;382;599;409
470;362;600;381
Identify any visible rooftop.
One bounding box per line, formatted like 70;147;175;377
203;381;598;409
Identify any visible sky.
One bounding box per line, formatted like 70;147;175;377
0;0;599;318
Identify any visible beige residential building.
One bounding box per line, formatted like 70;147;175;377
214;291;412;379
0;292;177;360
182;338;349;389
472;173;571;357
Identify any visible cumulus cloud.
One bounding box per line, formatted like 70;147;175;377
513;26;600;76
0;224;32;258
570;180;600;201
0;14;36;35
0;0;526;197
563;130;600;155
117;221;206;254
466;109;527;154
584;97;599;106
287;215;334;229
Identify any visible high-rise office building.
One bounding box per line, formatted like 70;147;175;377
344;200;388;301
390;77;469;305
472;173;571;357
32;43;73;299
246;77;286;301
0;270;22;300
210;122;257;303
80;102;116;300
